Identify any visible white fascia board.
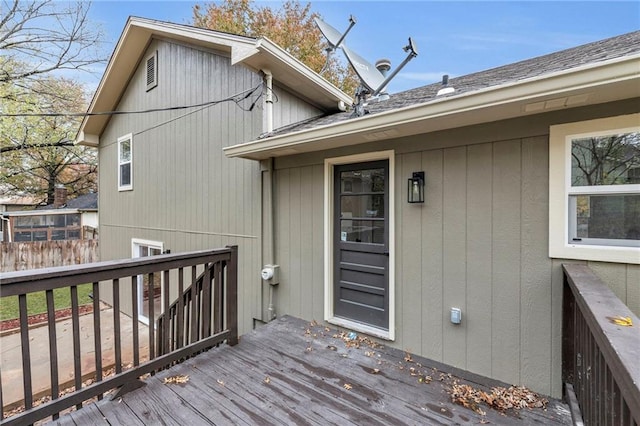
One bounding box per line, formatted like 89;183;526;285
253;37;352;106
224;54;640;160
76;131;99;147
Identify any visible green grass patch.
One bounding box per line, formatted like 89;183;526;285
0;283;93;321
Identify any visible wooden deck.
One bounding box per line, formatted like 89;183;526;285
50;316;571;425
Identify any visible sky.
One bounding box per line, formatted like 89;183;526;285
85;1;640;94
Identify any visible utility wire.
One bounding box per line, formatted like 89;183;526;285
0;85;262;118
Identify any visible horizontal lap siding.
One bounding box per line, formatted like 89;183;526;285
98;39;263;335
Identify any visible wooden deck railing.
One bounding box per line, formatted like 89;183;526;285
562;264;640;426
0;246;237;426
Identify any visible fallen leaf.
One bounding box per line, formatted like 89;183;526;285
264;376;271;384
343;383;352;390
607;316;633;327
217;379;225;386
372;368;380;374
163;375;189;384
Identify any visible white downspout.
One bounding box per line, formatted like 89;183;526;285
263;69;274;133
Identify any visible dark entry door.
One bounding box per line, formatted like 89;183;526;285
334;160;389;330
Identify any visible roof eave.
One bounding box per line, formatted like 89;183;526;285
77;18;350;146
223;54;640;160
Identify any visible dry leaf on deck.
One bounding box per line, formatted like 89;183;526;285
163;375;189;384
343;383;352;390
607;316;633;327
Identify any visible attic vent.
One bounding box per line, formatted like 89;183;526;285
146;51;158;91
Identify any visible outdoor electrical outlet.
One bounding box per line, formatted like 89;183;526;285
450;308;462;325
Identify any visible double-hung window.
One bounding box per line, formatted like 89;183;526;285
549;114;640;264
118;133;133;191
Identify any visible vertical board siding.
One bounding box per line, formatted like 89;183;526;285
465;143;493;377
626;265;640;316
272;84;323;131
421;150;444;362
442;147;467;369
311;165;325;322
399;153;422;353
273;132;635;398
491;140;522;385
98;39;263;336
520;136;553;396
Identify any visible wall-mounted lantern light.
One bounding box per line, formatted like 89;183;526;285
408;171;425;203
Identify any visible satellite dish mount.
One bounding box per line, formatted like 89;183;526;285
315;16;419;117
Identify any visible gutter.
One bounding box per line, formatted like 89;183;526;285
224;54;640;160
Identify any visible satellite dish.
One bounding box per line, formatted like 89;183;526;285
315;16;419;116
342;45;385;93
314;16;356;51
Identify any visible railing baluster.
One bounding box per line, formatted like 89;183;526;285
214;261;222;334
18;294;33;410
226;245;238;346
131;275;139;367
177;267;184;349
562;264;639;426
190;266;198;344
45;289;60;419
1;247;238;424
92;282;103;400
163;269;170;356
148;272;155;362
201;264;212;338
113;279;122;374
70;285;82;409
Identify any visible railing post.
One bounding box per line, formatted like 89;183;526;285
562;272;576;386
226;245;238;346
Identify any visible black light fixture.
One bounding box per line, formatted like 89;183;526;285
408;171;425;203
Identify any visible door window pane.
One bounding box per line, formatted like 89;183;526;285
341;194;385;218
341;168;385;193
340;219;385;244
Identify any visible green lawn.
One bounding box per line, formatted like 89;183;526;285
0;283;93;321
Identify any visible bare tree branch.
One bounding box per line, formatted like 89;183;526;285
0;0;105;84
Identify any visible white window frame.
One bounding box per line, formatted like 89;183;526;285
324;150;395;340
117;133;133;191
549;113;640;264
131;238;164;325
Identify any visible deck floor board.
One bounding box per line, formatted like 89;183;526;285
48;316;571;425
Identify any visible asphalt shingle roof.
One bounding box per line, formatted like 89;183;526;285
265;30;640;138
39;192;98;210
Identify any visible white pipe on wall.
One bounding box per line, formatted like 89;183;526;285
262;69;274;133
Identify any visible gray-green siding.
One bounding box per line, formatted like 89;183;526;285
98;39;266;333
271;99;640;399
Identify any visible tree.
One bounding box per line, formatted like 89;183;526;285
0;65;97;205
193;0;357;96
0;1;103;203
0;0;103;88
